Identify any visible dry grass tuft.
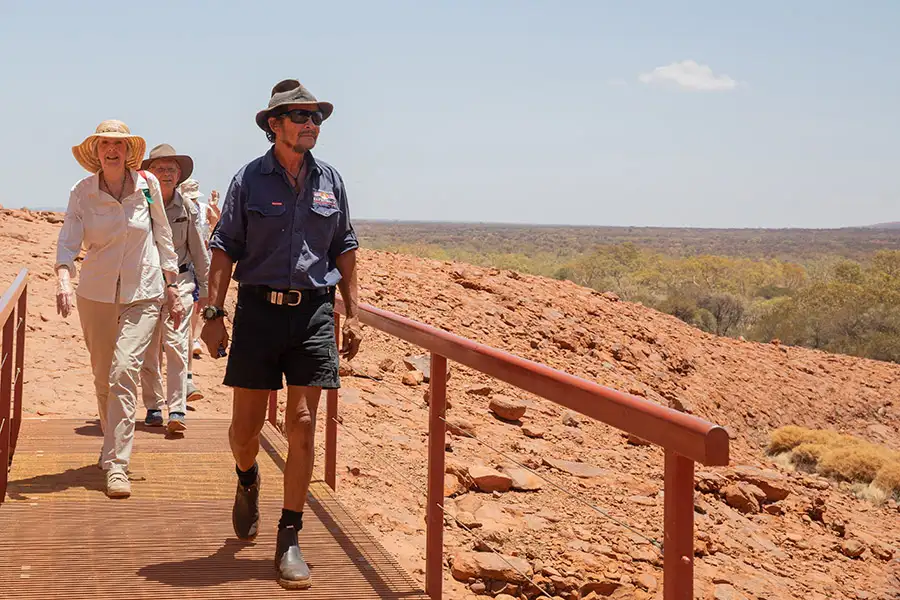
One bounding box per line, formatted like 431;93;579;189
819;446;892;482
791;443;829;471
769;426;900;501
874;461;900;497
852;482;890;505
768;426;852;455
768;426;813;454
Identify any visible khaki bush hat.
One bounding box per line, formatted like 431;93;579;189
72;120;147;173
141;144;194;185
255;79;333;132
179;178;204;200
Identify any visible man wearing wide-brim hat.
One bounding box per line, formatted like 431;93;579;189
202;79;361;589
139;144;211;435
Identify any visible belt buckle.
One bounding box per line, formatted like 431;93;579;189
286;290;303;306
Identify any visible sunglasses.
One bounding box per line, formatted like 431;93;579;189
280;109;324;126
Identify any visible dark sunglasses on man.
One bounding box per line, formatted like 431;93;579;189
280;109;324;126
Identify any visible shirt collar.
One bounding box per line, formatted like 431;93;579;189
170;190;185;210
92;169;141;196
261;146;321;176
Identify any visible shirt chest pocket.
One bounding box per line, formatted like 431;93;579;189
305;202;340;257
83;203;123;245
170;215;189;250
246;201;287;251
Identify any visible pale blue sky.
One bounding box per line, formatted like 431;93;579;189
1;1;897;228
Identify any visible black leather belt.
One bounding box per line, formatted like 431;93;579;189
178;264;190;274
241;284;333;307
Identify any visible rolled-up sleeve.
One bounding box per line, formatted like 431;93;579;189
209;175;246;261
55;186;84;275
329;173;359;260
146;174;179;274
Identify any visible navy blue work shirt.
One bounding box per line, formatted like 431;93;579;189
210;148;359;290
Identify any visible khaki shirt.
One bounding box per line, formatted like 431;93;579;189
55;170;179;304
164;191;211;298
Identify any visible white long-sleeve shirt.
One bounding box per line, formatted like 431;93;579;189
55;170;179;304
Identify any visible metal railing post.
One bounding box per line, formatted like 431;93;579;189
1;309;14;504
12;288;25;453
425;353;447;600
325;313;340;490
664;450;695;600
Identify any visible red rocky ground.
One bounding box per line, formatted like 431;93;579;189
2;206;898;600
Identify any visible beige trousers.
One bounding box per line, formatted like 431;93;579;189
77;294;161;474
140;289;193;415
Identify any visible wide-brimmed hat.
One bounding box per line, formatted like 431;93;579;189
141;144;194;185
179;178;204;201
72;120;147;173
255;79;333;132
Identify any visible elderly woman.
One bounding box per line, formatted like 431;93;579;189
55;120;185;499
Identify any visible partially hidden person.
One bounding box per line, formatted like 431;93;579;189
179;180;218;362
139;144;210;433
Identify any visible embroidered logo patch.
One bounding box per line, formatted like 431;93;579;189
312;189;337;209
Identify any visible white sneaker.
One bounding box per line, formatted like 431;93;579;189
106;471;131;498
192;339;203;358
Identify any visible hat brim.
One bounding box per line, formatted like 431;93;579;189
140;155;194;185
72;132;147;174
255;101;334;132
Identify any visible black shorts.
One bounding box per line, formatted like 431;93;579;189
223;285;340;390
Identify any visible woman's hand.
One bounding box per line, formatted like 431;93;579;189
56;269;74;318
166;286;185;330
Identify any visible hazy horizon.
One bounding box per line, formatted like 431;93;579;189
4;206;898;232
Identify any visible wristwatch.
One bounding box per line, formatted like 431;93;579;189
202;305;227;321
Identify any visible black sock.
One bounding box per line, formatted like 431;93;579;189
236;462;258;488
278;509;303;530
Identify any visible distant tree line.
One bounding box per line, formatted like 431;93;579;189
377;241;900;363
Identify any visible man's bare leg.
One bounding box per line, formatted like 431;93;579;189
284;385;321;512
272;385;320;590
230;387;269;469
230;387;268;542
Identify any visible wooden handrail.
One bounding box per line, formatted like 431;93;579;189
0;271;27;328
1;269;28;506
335;297;728;466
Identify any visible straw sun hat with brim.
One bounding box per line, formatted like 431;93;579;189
255;79;334;132
72;120;147;173
140;144;194;186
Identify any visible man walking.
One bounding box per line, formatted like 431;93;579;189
140;144;211;433
201;79;362;590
